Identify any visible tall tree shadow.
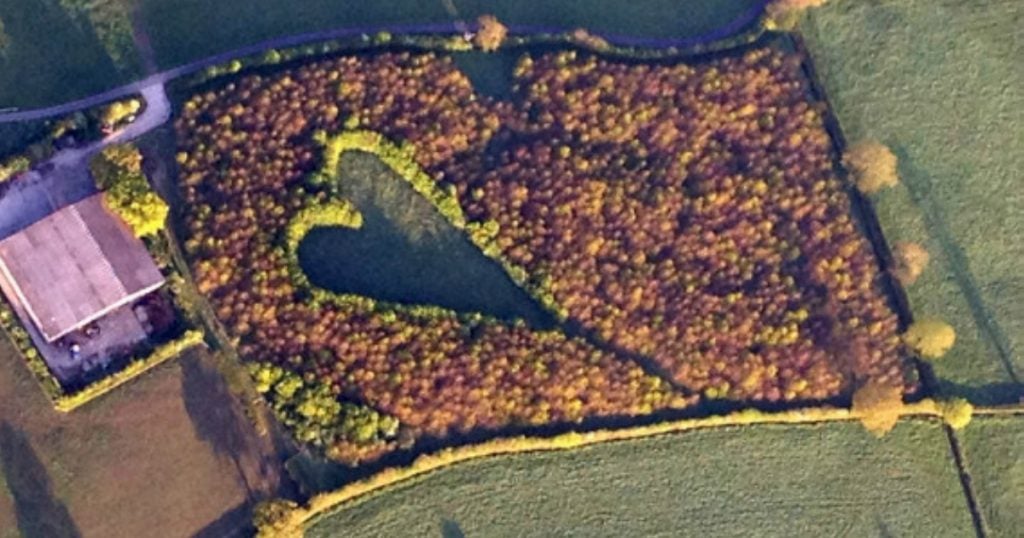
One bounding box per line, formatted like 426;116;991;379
0;421;81;538
180;354;255;499
441;518;466;538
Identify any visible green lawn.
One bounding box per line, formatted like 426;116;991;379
800;0;1024;404
307;420;975;537
139;0;761;70
959;415;1024;538
0;0;124;108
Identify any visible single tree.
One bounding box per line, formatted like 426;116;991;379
903;318;956;359
844;140;899;194
474;15;508;52
852;379;904;437
892;241;929;285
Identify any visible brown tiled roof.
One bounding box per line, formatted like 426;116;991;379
0;194;164;342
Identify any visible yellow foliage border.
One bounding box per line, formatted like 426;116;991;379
54;329;206;412
306;130;568;320
261;399;983;536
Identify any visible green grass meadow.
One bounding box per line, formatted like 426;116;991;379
139;0;761;70
800;0;1024;404
306;420;975;537
0;0;123;108
959;415;1024;537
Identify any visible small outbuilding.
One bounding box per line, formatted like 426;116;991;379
0;193;165;343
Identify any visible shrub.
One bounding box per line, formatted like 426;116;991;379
844;140;899;194
101;99;142;129
0;155;30;183
253;499;302;538
249;362;402;459
937;398;973;430
765;0;829;30
892;241;929;285
90;144;169;238
852;379;904;437
474;15;508;52
903;319;956;359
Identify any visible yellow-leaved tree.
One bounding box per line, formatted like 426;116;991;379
474;15;508;52
852;379;904;437
844;140;900;194
90;144;169;238
893;241;930;285
903;318;956;359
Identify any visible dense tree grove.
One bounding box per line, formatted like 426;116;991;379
175;46;913;461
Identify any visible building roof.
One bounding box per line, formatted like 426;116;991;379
0;193;165;342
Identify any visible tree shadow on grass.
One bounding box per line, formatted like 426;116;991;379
0;421;81;538
441;518;466;538
180;354;255;500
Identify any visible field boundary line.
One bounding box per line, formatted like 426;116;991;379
264;400;978;536
944;425;990;538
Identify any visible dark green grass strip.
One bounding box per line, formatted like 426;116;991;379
944;424;990;538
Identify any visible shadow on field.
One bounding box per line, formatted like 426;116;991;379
0;422;81;538
441;518;466;538
894;146;1020;390
180;354;254;498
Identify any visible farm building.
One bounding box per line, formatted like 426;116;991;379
0;193;165;343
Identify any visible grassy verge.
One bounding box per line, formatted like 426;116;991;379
800;0;1024;404
303;418;974;537
958;414;1024;537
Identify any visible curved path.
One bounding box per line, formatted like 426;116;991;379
0;1;766;123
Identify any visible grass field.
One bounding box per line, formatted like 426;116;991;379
299;151;553;327
140;0;761;69
800;0;1024;404
0;339;290;538
0;0;124;109
959;415;1024;537
306;419;975;537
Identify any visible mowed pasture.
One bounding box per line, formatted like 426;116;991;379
0;339;288;538
306;420;975;537
0;0;123;109
959;415;1024;537
140;0;762;69
801;0;1024;404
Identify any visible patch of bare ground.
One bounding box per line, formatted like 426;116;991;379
0;338;294;538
